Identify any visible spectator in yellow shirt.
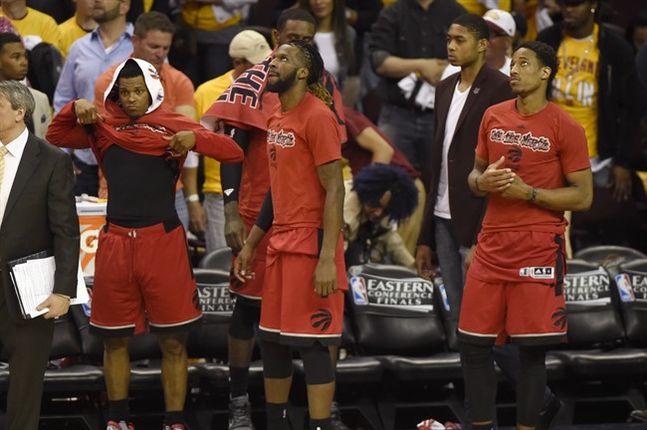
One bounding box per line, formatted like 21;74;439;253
56;0;97;57
0;0;59;50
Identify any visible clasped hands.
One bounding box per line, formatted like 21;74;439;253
477;156;532;201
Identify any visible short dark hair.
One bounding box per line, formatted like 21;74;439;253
452;13;490;41
352;164;419;223
134;11;175;38
515;41;558;88
0;32;22;53
276;8;316;31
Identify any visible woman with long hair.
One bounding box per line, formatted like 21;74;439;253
298;0;355;86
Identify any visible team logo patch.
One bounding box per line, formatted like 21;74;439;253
551;306;567;330
267;128;296;148
519;266;555;279
490;128;551;152
310;308;332;331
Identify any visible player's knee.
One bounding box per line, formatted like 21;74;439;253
158;333;188;357
260;340;293;379
299;343;334;385
460;341;494;368
229;300;260;340
104;336;129;353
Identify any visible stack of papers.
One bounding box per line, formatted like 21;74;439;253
9;256;89;319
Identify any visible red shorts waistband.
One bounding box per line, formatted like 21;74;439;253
105;222;179;238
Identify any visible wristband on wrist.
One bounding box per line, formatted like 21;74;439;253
529;187;537;202
185;194;199;203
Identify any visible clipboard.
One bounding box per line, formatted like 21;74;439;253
7;250;89;319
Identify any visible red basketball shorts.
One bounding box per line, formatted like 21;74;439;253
228;214;269;300
458;230;567;346
90;222;202;336
259;228;347;346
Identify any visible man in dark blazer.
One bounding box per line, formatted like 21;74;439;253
416;14;512;338
415;15;560;430
0;80;79;430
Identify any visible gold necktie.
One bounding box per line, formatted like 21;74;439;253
0;145;8;195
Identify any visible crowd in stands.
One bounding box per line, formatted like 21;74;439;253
0;0;646;429
1;0;643;266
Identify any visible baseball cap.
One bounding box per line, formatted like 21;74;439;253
483;9;516;37
229;30;272;65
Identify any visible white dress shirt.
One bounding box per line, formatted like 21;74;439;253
0;127;29;226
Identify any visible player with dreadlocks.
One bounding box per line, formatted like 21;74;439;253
234;39;346;430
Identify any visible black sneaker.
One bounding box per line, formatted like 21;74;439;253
536;395;562;430
330;401;350;430
229;395;255;430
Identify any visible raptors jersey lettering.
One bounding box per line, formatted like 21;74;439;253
476;100;590;235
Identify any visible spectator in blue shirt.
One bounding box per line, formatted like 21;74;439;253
53;0;133;197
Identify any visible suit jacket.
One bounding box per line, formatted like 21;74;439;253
0;132;79;319
418;66;513;249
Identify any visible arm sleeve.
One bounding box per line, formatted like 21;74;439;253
307;113;342;166
385;230;415;268
49;152;80;297
53;47;78;113
170;113;243;162
254;189;274;232
614;41;641;168
368;5;398;70
45;101;92;149
416;190;436;247
174;74;196;108
474;111;490;162
220;124;250;204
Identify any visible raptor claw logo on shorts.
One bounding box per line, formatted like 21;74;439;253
310;308;332;332
551;306;567;330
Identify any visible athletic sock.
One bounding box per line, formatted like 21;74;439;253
163;410;185;426
229;366;250;398
108;399;129;422
266;402;290;430
309;417;332;430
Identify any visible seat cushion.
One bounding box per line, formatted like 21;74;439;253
551;348;647;377
381;352;463;381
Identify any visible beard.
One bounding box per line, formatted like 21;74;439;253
92;4;120;23
266;69;297;94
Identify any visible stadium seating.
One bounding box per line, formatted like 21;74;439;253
3;250;647;430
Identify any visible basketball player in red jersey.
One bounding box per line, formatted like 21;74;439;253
234;40;345;430
458;41;592;430
201;8;348;428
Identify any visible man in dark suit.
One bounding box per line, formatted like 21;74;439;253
0;80;79;430
416;14;512;337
